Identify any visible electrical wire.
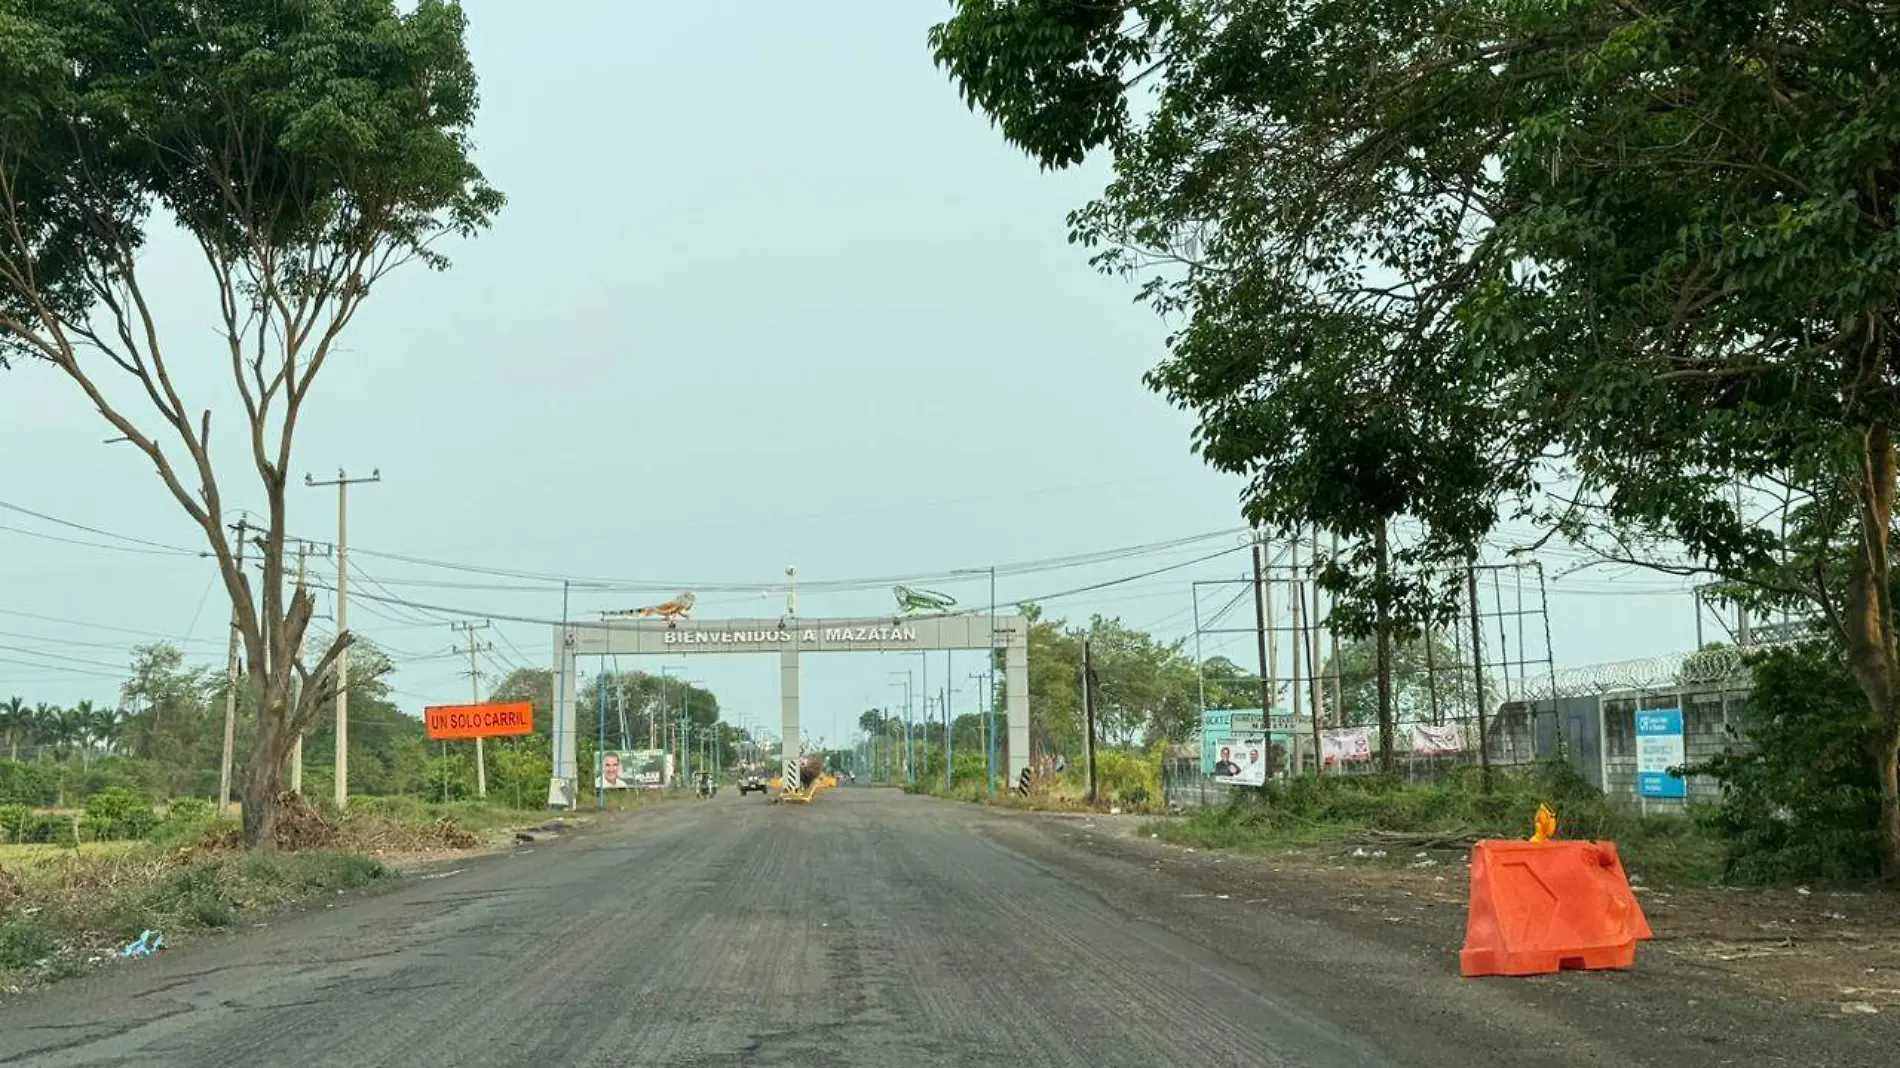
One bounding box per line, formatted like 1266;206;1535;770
321;527;1251;594
0;521;204;558
0;606;223;645
0;498;206;555
292;541;1255;631
0;656;125;680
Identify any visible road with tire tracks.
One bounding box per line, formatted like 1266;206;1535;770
0;787;1892;1067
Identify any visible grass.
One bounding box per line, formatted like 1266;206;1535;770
0;794;562;990
1143;762;1728;887
0;842;143;870
0;847;388;980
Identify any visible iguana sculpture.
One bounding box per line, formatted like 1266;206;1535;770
893;585;956;614
627;592;695;620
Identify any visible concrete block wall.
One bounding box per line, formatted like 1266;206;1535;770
1600;685;1750;808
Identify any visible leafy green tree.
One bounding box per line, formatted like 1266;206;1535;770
487;668;554;734
296;642;430;798
933;0;1900;868
0;0;502;848
1444;0;1900;876
1317;631;1474;730
1690;640;1882;883
120;643;219;791
931;1;1516;774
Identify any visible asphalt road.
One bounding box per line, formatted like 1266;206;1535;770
0;788;1892;1067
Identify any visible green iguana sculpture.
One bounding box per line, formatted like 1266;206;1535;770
893;585;956;614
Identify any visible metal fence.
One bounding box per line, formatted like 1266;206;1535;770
1161;756;1234;808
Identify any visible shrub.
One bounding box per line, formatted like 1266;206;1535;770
0;803;30;843
1093;749;1163;809
1686;641;1883;884
0;915;58;969
0;811;77;847
163;797;213;824
80;788;160;842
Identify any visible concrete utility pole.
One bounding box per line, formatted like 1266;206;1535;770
305;467;380;808
1251;536;1271;718
218;518;250;817
452;620;494;797
290;541;310;795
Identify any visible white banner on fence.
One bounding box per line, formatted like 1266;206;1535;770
1208;725;1269;786
1408;723;1464;756
1321;727;1372;766
1212;734;1269;786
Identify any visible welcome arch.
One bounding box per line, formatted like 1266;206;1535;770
545;613;1030;807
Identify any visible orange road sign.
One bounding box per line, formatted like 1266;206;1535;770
424;701;534;741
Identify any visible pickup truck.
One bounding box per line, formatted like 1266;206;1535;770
737;772;768;796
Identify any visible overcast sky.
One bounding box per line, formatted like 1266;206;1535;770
0;0;1709;749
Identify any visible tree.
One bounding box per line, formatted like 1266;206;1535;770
295;642;429;798
0;1;503;847
120;642;218;781
1690;639;1883;884
932;1;1900;869
930;1;1510;607
1428;1;1900;876
930;0;1519;778
1317;631;1474;731
1012;604;1200;755
0;695;25;761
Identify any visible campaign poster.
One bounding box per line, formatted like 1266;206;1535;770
597;749;670;789
1212;734;1269;787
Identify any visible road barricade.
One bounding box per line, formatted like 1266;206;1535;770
1460;838;1653;978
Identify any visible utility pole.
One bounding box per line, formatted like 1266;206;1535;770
451;620;494;797
1251;536;1271;718
305;467;380;808
1329;531;1344;720
1291;537;1312;774
218;518;250;817
1374;521;1395;773
1309;526;1324;727
1082;640;1098;805
1467;565;1491;789
969;670;992;796
290;541;311;795
1733;479;1752;646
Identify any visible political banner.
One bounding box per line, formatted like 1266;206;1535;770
1409;723;1464;756
1321;727;1372;766
1212;734;1269;786
597;749;670;789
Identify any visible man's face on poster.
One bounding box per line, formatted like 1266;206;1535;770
602;752;621;784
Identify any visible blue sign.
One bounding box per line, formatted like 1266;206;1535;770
1634;708;1686;799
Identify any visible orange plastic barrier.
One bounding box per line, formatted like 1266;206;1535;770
1459;839;1653;978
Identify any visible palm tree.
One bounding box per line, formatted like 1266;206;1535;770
91;705;126;756
69;699;113;764
29;702;59;757
51;705;83;758
1;696;25;761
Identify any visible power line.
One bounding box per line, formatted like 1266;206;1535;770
0;498;205;555
0;606;223;645
0;656;125;681
294;543;1255;631
322;527;1251;594
0;521;205;557
0;493;1254;595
